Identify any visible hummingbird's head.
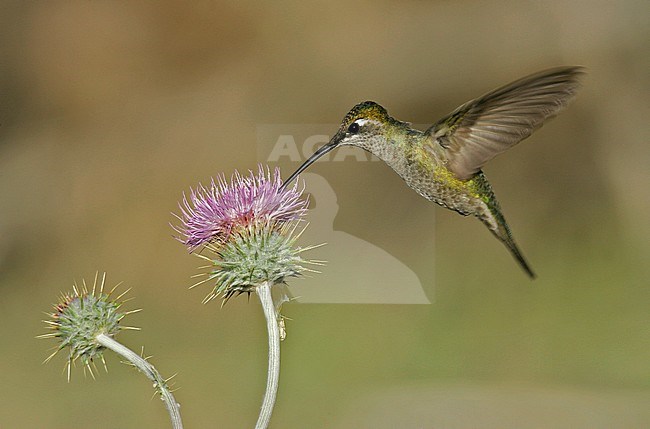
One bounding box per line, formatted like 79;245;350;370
282;101;396;187
336;100;393;147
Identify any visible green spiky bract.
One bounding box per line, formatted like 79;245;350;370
40;273;137;380
196;222;316;304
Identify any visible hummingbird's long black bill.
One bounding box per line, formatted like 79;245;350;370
281;139;338;189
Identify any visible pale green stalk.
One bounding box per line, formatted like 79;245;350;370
95;333;183;429
254;281;281;429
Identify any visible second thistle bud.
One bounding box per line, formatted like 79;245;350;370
40;273;137;379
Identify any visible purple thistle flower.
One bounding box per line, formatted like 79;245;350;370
174;165;308;251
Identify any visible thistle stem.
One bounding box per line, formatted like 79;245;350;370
255;281;281;429
95;333;184;429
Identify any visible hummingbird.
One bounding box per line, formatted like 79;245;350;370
283;66;585;278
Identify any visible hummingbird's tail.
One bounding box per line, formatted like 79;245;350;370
474;174;536;278
488;217;536;279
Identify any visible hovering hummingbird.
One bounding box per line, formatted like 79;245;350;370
283;67;585;278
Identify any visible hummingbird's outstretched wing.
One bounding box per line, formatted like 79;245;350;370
427;66;585;180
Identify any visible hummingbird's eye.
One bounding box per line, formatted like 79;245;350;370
348;122;360;134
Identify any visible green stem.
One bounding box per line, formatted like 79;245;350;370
255;281;281;429
95;333;184;429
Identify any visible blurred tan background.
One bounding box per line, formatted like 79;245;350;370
1;1;648;428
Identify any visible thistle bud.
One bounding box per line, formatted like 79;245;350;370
40;273;139;380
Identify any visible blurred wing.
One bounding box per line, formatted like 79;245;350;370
427;66;585;180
